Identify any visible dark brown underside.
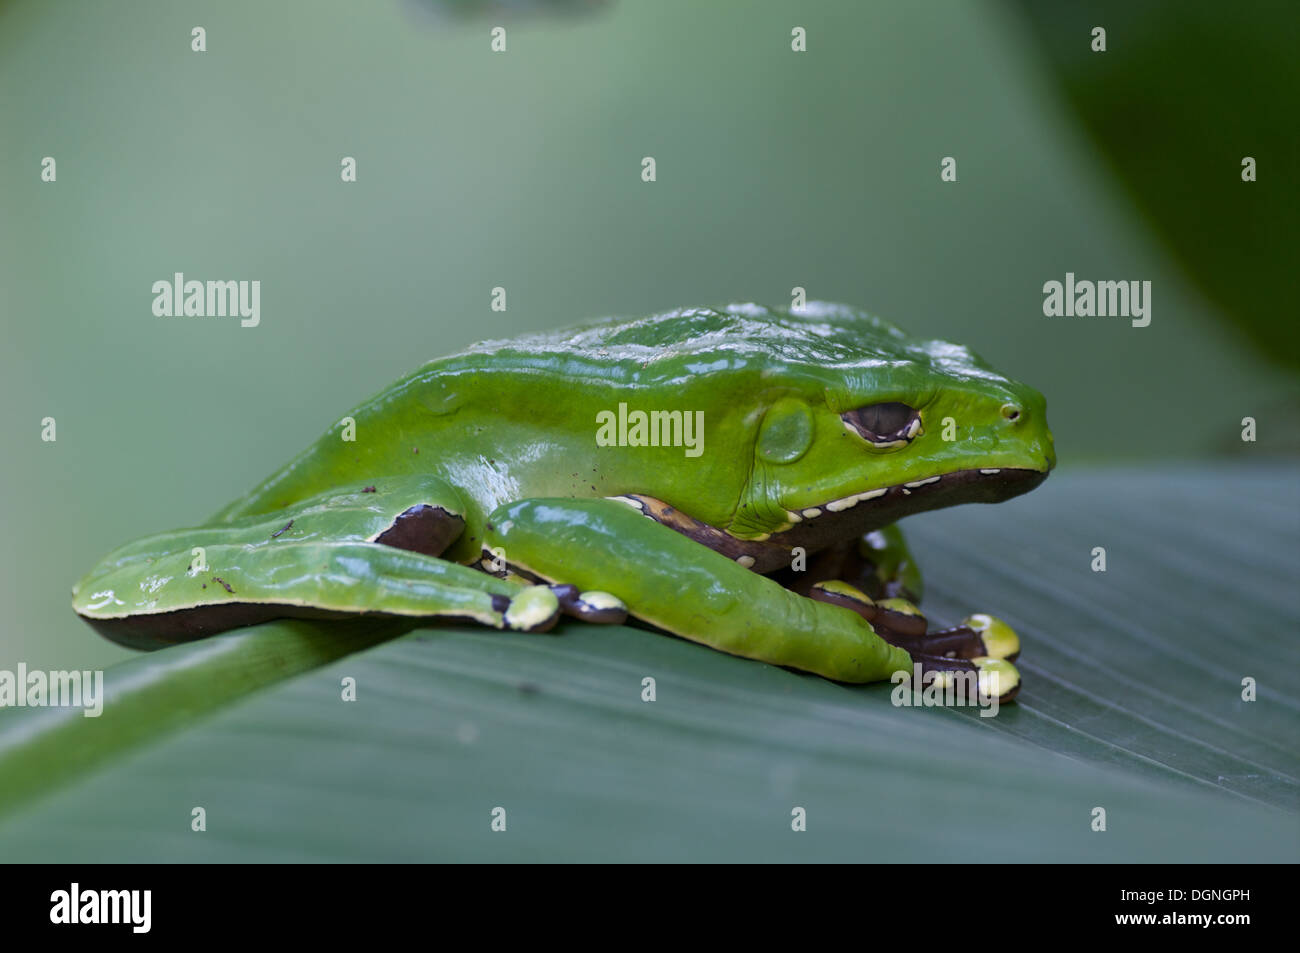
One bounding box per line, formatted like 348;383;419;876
629;467;1047;572
81;604;379;651
373;504;464;556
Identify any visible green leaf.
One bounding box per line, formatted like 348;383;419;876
1010;0;1298;371
0;464;1295;861
0;620;399;818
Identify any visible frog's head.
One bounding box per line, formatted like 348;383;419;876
718;302;1054;554
593;303;1053;568
728;301;1050;530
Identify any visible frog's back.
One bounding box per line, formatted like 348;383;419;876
437;302;916;385
213;303;931;521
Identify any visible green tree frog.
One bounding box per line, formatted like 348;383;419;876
73;303;1054;701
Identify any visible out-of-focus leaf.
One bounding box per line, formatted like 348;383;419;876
0;620;399;817
1009;0;1299;370
0;465;1294;860
911;462;1298;810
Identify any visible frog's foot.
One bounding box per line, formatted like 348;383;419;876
497;585;563;633
809;582;1019;659
808;581;1022;701
911;654;1022;704
482;558;631;626
547;585;630;624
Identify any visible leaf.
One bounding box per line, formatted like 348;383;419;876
1009;0;1298;370
0;620;399;818
0;465;1295;861
911;463;1300;810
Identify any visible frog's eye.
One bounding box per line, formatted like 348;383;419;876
840;402;921;447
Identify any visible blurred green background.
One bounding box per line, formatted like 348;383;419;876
2;0;1295;678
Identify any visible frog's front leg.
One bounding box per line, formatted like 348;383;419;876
764;525;1022;699
72;476;562;649
484;497;918;684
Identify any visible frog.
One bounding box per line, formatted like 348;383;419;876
72;302;1054;702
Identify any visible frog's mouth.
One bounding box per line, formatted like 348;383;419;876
611;466;1047;574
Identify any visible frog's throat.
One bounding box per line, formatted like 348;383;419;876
609;467;1047;573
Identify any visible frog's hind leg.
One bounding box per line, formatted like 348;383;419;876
74;476;562;649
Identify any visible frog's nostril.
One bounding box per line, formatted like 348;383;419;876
1000;403;1022;423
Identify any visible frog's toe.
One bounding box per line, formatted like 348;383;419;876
808;580;877;616
972;657;1020;702
875;597;928;637
893;614;1020;661
502;585;561;633
548;584;628;624
812;581;1005;658
813;588;1021;663
808;583;932;637
572;590;628;624
913;653;1022;704
962;613;1020;661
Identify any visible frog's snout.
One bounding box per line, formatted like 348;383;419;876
999;389;1055;473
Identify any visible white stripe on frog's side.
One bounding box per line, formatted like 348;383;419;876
608;495;650;511
824;487;889;512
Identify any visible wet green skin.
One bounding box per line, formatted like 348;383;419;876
73;303;1054;684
